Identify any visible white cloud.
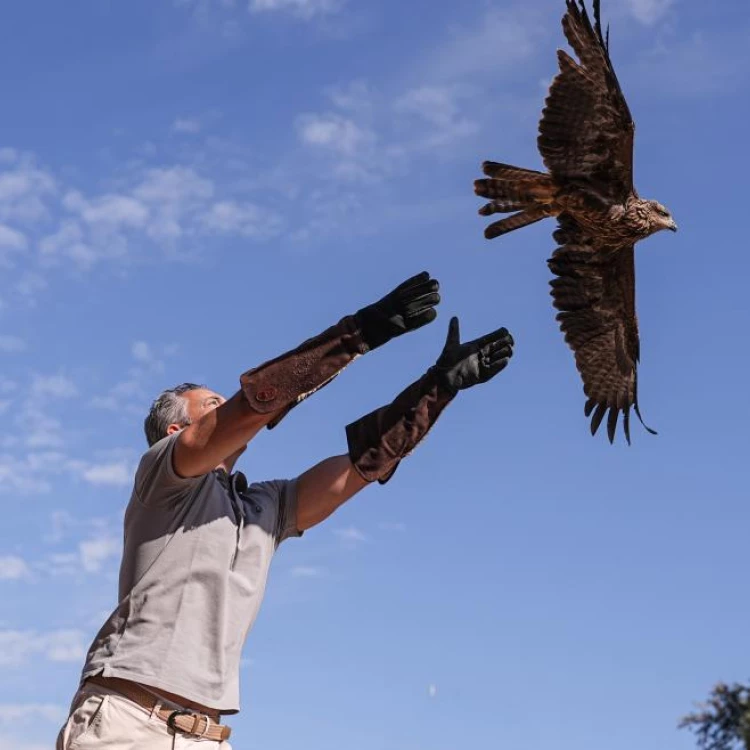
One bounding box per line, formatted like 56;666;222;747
333;526;366;544
0;225;27;252
81;462;131;487
0;704;64;725
297;112;379;180
298;113;375;157
249;0;342;20
30;374;78;400
428;684;437;698
16;272;48;304
394;85;479;151
202;200;283;238
132;341;152;363
133;166;214;241
39;220;96;269
625;0;674;25
0;556;30;581
0;629;86;666
424;7;539;83
172;117;202;134
23;411;65;449
0;336;26;353
79;534;121;572
65;191;149;229
0;157;56;223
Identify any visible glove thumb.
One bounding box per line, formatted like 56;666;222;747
444;316;460;351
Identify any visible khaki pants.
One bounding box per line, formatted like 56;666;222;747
56;684;232;750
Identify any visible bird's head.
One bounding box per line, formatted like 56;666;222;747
646;200;678;235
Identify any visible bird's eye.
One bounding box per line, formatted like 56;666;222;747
656;208;669;217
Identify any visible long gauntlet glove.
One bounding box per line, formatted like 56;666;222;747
240;272;440;427
346;317;515;483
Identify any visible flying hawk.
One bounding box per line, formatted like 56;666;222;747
474;0;677;444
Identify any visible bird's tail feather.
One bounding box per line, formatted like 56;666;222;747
483;208;548;240
474;161;556;239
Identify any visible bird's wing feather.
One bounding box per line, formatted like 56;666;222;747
548;216;654;443
538;0;635;204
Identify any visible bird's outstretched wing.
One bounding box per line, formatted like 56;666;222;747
538;0;635;205
548;217;655;443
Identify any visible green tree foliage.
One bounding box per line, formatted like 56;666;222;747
680;682;750;750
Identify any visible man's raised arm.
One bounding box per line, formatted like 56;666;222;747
292;316;515;530
172;272;441;478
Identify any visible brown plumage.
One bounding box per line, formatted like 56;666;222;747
474;0;677;444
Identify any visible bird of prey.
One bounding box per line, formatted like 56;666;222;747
474;0;677;444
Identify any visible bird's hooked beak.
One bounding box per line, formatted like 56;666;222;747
668;219;678;232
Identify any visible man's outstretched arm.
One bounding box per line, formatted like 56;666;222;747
173;272;440;478
296;455;369;531
293;316;515;528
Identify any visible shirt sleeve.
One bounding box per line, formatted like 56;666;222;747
134;433;204;507
247;478;303;545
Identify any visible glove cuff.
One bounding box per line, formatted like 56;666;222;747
241;315;369;427
345;367;455;484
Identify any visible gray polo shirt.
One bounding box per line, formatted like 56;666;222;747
80;433;301;713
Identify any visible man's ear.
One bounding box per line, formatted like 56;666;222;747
166;423;183;436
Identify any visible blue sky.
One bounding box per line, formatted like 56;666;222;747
1;0;748;748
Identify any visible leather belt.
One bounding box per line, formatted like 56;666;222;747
86;675;231;741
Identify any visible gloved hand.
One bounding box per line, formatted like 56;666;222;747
434;317;514;395
354;272;440;351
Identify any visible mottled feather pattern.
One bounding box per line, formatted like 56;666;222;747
474;0;674;442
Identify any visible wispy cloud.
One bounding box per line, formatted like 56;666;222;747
249;0;343;20
0;556;31;581
172;117;202;134
80;462;132;487
333;526;366;545
79;533;121;572
0;704;64;725
422;6;541;83
625;0;674;25
201;200;284;238
0;152;56;224
30;374;78;400
0;629;87;666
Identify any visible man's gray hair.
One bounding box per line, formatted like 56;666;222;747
144;383;206;447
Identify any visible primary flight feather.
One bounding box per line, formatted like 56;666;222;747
474;0;677;444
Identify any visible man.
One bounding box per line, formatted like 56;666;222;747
56;272;515;749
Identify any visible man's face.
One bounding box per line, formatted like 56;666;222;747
181;388;226;425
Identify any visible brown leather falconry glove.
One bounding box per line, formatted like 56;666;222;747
240;272;440;428
346;317;515;484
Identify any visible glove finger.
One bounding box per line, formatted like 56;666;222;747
404;291;441;315
400;280;439;304
476;326;513;349
485;357;510;379
487;339;514;355
487;344;513;361
407;308;438;330
396;271;431;292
